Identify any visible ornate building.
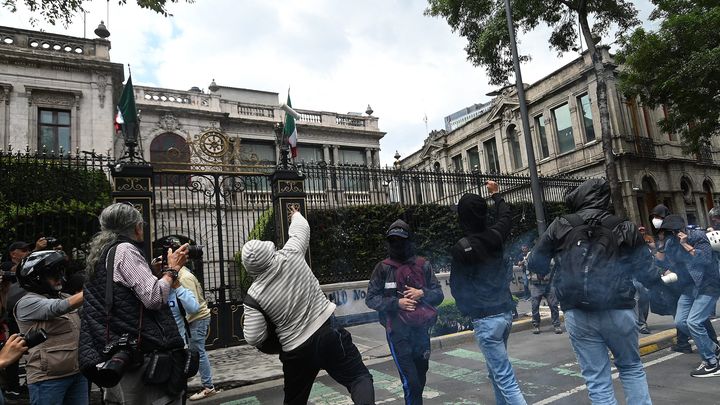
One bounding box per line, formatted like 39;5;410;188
401;47;720;228
0;26;124;154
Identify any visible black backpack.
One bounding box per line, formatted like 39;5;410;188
243;294;282;354
555;213;625;310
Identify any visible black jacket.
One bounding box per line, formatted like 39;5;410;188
449;193;514;318
79;238;184;375
656;230;720;297
527;178;658;311
366;256;443;332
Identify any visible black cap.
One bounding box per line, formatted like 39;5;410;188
659;214;686;231
8;241;30;252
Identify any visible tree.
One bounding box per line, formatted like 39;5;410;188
425;0;640;218
2;0;194;26
617;0;720;154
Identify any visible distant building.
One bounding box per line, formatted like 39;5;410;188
444;101;492;131
401;47;720;227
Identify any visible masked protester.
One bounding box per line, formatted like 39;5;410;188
449;180;527;405
528;178;660;404
656;214;720;377
366;220;443;405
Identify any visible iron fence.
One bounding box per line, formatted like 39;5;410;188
0;148;113;263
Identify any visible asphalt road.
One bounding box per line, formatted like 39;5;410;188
203;320;720;405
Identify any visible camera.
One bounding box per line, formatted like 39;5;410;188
161;240;203;265
95;333;143;387
43;237;61;249
19;328;48;348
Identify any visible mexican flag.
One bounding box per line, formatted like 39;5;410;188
284;93;298;158
115;75;138;137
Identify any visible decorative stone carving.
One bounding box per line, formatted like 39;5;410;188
29;93;73;107
96;74;107;108
158;113;182;132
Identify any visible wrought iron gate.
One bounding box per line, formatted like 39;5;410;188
151;169;272;349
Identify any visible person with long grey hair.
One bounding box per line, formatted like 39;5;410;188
79;202;190;405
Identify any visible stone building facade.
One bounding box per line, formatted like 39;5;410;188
401;47;720;228
0;26;124;154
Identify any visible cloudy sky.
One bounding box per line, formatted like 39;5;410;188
0;0;655;165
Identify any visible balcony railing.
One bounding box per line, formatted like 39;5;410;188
635;137;656;158
698;145;713;164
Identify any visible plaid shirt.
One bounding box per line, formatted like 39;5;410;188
112;242;171;310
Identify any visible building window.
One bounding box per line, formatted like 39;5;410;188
240;140;275;166
552;103;575;154
451;155;463;171
507;125;523;170
467;148;480;171
483;138;500;173
535;115;550;158
578;94;595;142
296;145;324;163
150;132;191;186
38;109;71;153
339;148;366;165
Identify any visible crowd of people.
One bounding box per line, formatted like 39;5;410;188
1;177;719;405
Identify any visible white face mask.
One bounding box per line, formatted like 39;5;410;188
652;218;664;229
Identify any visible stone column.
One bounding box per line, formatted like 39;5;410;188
332;145;340;164
323;144;330;164
365;148;372;167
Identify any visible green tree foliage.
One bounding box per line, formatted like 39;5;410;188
425;0;639;218
617;0;720;153
2;0;194;26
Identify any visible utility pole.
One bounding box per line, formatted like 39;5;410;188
503;0;547;234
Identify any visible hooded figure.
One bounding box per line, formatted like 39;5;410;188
386;219;414;261
527;178;660;404
241;209;375;405
650;204;671;232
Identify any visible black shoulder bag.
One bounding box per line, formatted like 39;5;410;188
243;294;282;354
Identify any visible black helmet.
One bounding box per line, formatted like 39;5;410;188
16;251;68;296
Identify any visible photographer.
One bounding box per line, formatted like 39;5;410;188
0;334;28;369
14;250;85;404
79;203;189;405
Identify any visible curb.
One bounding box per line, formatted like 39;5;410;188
431;315;552;350
638;328;677;356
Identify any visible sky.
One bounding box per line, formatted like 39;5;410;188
0;0;656;165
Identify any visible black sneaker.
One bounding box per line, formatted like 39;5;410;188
532;326;540;334
554;326;563;334
691;361;720;377
714;344;720;358
671;344;693;354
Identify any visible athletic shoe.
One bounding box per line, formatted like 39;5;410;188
554;326;563;334
639;327;651;334
189;387;218;401
691;361;720;377
670;344;693;354
3;390;20;400
532;326;540;334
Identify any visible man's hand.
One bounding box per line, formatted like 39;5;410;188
171;277;181;289
403;287;424;301
677;231;688;245
0;334;28;369
485;180;499;195
398;298;417;311
288;205;299;221
167;244;189;270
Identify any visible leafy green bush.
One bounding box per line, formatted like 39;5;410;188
234;207;275;295
430;299;473;337
0;155;111;261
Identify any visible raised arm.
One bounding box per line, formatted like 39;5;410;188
282;210;310;255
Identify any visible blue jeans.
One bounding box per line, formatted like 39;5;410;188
564;309;651;405
28;373;88;405
189;316;214;389
675;293;719;363
471;312;526;405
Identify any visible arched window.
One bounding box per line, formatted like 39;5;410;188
150;133;191;186
507;125;523;170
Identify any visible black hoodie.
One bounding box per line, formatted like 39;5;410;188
449;193;514;318
527;178;659;311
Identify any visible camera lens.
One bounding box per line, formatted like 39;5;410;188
23;328;48;349
95;351;131;388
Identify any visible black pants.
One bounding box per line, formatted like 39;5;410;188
387;326;431;405
530;283;560;328
279;320;374;405
677;319;718;348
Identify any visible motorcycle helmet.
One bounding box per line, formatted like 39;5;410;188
16;250;68;296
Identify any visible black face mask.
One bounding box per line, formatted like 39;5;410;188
387;238;413;261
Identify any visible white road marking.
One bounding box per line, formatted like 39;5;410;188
533;351;683;405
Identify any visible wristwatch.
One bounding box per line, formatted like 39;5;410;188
161;268;179;281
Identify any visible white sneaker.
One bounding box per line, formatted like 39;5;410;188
189;387;218;401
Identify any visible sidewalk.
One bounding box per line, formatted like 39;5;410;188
187;299;681;393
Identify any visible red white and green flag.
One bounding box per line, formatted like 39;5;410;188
115;75;138;135
284;93;298;158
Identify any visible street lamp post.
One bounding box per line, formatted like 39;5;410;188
503;0;547;234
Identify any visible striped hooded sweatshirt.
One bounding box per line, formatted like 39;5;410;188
242;212;336;352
